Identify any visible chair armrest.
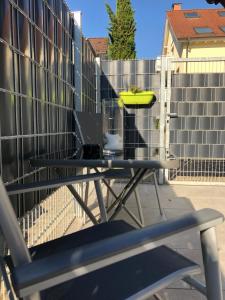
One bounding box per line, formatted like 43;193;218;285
12;208;224;298
6;173;103;195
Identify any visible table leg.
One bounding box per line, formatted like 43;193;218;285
107;169;144;214
131;168;144;226
106;179;111;209
109;169;148;223
56;169;98;225
94;180;108;222
84;168;90;224
153;172;164;217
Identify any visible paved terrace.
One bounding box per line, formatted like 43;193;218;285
66;181;225;300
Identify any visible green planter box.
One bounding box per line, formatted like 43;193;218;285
118;91;155;108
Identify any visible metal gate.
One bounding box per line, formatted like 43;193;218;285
164;57;225;183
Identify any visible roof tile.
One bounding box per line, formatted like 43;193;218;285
87;38;108;56
167;8;225;39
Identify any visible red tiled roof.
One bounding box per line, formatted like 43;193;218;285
167;8;225;40
87;38;108;56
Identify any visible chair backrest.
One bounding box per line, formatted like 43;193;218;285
74;110;103;146
0;178;31;267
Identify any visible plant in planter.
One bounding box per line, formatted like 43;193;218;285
118;85;156;108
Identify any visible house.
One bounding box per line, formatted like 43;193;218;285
206;0;225;7
162;3;225;59
87;38;108;59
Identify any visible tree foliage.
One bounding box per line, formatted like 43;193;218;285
106;0;136;59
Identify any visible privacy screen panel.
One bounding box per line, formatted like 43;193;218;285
0;0;76;215
101;59;161;160
82;38;97;113
170;72;225;180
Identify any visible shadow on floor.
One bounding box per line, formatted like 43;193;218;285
83;180;225;300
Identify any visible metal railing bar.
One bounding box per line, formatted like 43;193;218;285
0;88;74;111
0;132;74;140
7;174;104;195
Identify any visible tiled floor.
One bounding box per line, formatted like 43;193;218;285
69;180;225;299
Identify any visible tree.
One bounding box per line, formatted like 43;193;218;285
106;0;136;59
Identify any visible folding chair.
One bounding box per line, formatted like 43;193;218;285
0;177;224;300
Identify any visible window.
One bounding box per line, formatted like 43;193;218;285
184;12;199;18
218;11;225;17
220;26;225;32
194;27;213;34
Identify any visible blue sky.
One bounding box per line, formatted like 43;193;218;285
66;0;222;58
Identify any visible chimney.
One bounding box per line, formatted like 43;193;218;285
172;3;182;10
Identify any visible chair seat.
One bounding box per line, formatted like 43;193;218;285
6;220;135;270
30;220;135;260
41;245;200;300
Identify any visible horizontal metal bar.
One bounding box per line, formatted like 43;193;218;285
8;0;74;42
171;56;225;63
101;59;157;62
30;159;179;169
0;132;74;141
6;174;104;195
100;73;161;76
4;168;46;187
0;38;75;92
0;88;74;111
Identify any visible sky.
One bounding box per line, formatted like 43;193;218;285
66;0;223;59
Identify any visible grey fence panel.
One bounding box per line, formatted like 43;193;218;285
101;59;161;160
169;59;225;182
0;0;76;216
82;38;97;113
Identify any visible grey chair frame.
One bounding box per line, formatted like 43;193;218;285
31;159;179;228
0;176;224;300
6;173;108;224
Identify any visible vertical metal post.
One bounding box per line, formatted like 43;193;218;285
200;227;223;300
94;180;108;222
106;179;111;209
72;11;82;112
165;57;172;183
84;168;90;223
131;168;144;225
159;56;173;183
95;57;101;114
159;56;167;184
153;172;164;217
